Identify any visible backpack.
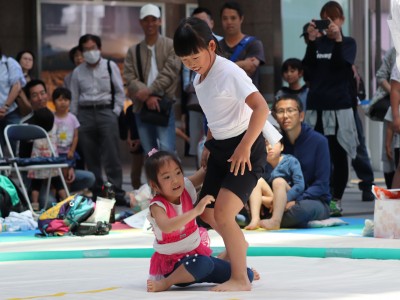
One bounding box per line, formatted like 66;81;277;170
37;194;95;236
0;176;26;218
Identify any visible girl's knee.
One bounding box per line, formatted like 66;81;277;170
182;255;214;281
272;177;287;189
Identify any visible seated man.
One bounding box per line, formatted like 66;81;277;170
22;80;95;207
260;95;331;228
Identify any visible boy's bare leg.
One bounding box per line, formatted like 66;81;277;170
211;188;251;292
147;264;195;292
245;178;272;230
259;178;289;230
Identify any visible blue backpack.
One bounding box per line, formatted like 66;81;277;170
37;194;95;236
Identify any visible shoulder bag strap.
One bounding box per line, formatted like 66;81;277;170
229;35;256;62
136;44;144;82
106;59;115;109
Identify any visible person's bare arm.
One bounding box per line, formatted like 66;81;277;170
390;80;400;132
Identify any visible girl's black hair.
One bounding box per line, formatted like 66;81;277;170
173;17;221;57
144;150;183;187
52;87;71;103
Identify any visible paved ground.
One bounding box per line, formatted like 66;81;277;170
120;155;382;221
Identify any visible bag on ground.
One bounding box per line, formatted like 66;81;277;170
37;194;95;236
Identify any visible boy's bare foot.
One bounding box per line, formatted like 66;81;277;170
147;279;169;292
259;218;281;230
252;268;260;281
211;279;251;292
244;219;260;230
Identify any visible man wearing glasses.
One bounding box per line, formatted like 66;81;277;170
264;95;331;228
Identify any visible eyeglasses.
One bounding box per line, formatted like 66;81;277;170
275;108;299;117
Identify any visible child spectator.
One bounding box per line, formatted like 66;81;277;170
275;58;308;111
52;87;79;162
27;107;67;211
245;138;304;230
144;150;258;292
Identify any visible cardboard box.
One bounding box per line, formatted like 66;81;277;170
374;199;400;239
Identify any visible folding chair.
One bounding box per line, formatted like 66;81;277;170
0;145;12;174
4;124;70;215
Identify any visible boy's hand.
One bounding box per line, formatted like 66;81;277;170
201;147;210;169
195;195;215;215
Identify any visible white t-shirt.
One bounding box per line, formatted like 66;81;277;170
147;178;197;242
193;55;258;140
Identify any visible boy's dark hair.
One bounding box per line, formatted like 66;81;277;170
52;87;71;103
281;58;303;75
68;46;80;64
192;7;213;18
174;17;221;57
78;34;102;52
220;1;243;18
24;79;47;100
144;150;183;187
272;94;304;113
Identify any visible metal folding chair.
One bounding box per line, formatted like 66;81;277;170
4;124;70;215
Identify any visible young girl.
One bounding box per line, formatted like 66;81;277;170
145;150;258;292
27;108;67;211
52;87;79;161
245;139;304;230
173;17;268;291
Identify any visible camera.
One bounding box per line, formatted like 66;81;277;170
314;19;330;30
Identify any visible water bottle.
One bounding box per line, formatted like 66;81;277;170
102;181;116;223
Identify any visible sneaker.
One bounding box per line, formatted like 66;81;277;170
362;190;375;202
330;200;343;217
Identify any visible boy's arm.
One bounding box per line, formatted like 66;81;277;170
286;157;305;201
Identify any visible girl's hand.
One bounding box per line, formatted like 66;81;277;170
67;151;74;160
195;195;215;215
227;142;251;176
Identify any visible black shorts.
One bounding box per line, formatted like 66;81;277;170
198;131;266;207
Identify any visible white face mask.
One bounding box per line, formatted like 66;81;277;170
83;50;101;64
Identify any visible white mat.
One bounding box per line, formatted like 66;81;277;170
1;257;400;299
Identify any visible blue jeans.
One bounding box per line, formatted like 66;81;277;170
70;169;95;192
351;109;374;191
134;109;176;154
281;199;330;228
172;255;254;287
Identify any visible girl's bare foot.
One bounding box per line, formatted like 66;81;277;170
244;219;260;230
211;279;251;292
147;279;170;292
259;218;281;230
252;268;260;281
